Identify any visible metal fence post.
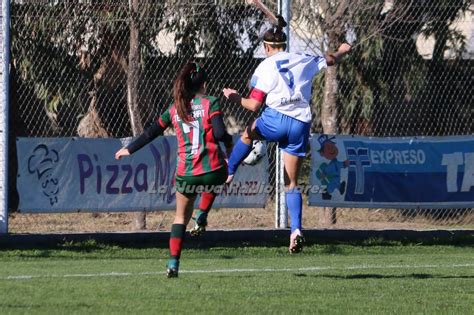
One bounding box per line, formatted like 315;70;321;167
275;145;281;228
275;0;291;229
0;0;10;235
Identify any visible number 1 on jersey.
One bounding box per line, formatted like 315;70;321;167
182;121;200;155
276;59;295;89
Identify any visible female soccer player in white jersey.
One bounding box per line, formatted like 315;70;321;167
223;16;351;253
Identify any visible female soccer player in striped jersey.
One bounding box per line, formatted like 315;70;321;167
223;16;351;253
115;62;233;278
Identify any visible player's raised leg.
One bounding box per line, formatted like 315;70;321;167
167;191;196;278
283;152;305;253
226;123;255;183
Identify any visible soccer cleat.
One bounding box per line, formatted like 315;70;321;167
190;211;208;237
289;229;305;254
166;258;179;278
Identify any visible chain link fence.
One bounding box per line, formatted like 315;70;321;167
8;0;473;233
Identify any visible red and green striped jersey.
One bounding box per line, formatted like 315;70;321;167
158;96;227;177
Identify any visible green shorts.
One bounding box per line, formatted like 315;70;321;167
175;167;228;195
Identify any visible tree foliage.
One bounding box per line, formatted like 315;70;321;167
292;0;472;135
11;0;265;137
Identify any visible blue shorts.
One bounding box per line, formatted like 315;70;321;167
255;107;311;157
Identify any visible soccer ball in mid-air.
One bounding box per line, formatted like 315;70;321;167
243;140;265;165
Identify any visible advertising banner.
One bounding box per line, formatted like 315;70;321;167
309;135;474;208
17;137;269;212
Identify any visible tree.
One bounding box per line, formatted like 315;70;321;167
291;0;397;224
10;0;265;226
291;0;472;224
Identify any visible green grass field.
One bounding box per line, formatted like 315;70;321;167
0;241;473;314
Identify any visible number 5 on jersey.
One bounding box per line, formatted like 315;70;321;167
182;121;200;155
276;59;295;89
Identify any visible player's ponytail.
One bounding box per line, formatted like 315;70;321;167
263;15;287;50
276;15;287;30
173;62;208;123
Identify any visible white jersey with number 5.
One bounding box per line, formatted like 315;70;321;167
250;51;327;123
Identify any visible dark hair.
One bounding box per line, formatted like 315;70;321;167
173;62;208;123
263;15;288;50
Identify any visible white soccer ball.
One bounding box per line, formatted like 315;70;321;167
243;140;265;166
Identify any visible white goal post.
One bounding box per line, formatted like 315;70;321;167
275;0;291;229
0;0;10;235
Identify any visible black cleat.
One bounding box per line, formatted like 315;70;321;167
166;268;179;278
190;212;208;237
289;231;305;254
166;259;179;278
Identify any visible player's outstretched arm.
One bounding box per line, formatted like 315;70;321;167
325;43;351;66
211;114;234;158
114;121;166;160
223;88;263;112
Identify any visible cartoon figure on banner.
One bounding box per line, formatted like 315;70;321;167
316;135;349;200
27;144;60;206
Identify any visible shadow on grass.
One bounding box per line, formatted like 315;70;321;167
293;273;474;280
320;244;348;255
1;231;472;251
214;274;254;279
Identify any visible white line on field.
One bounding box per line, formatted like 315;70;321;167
1;263;473;281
